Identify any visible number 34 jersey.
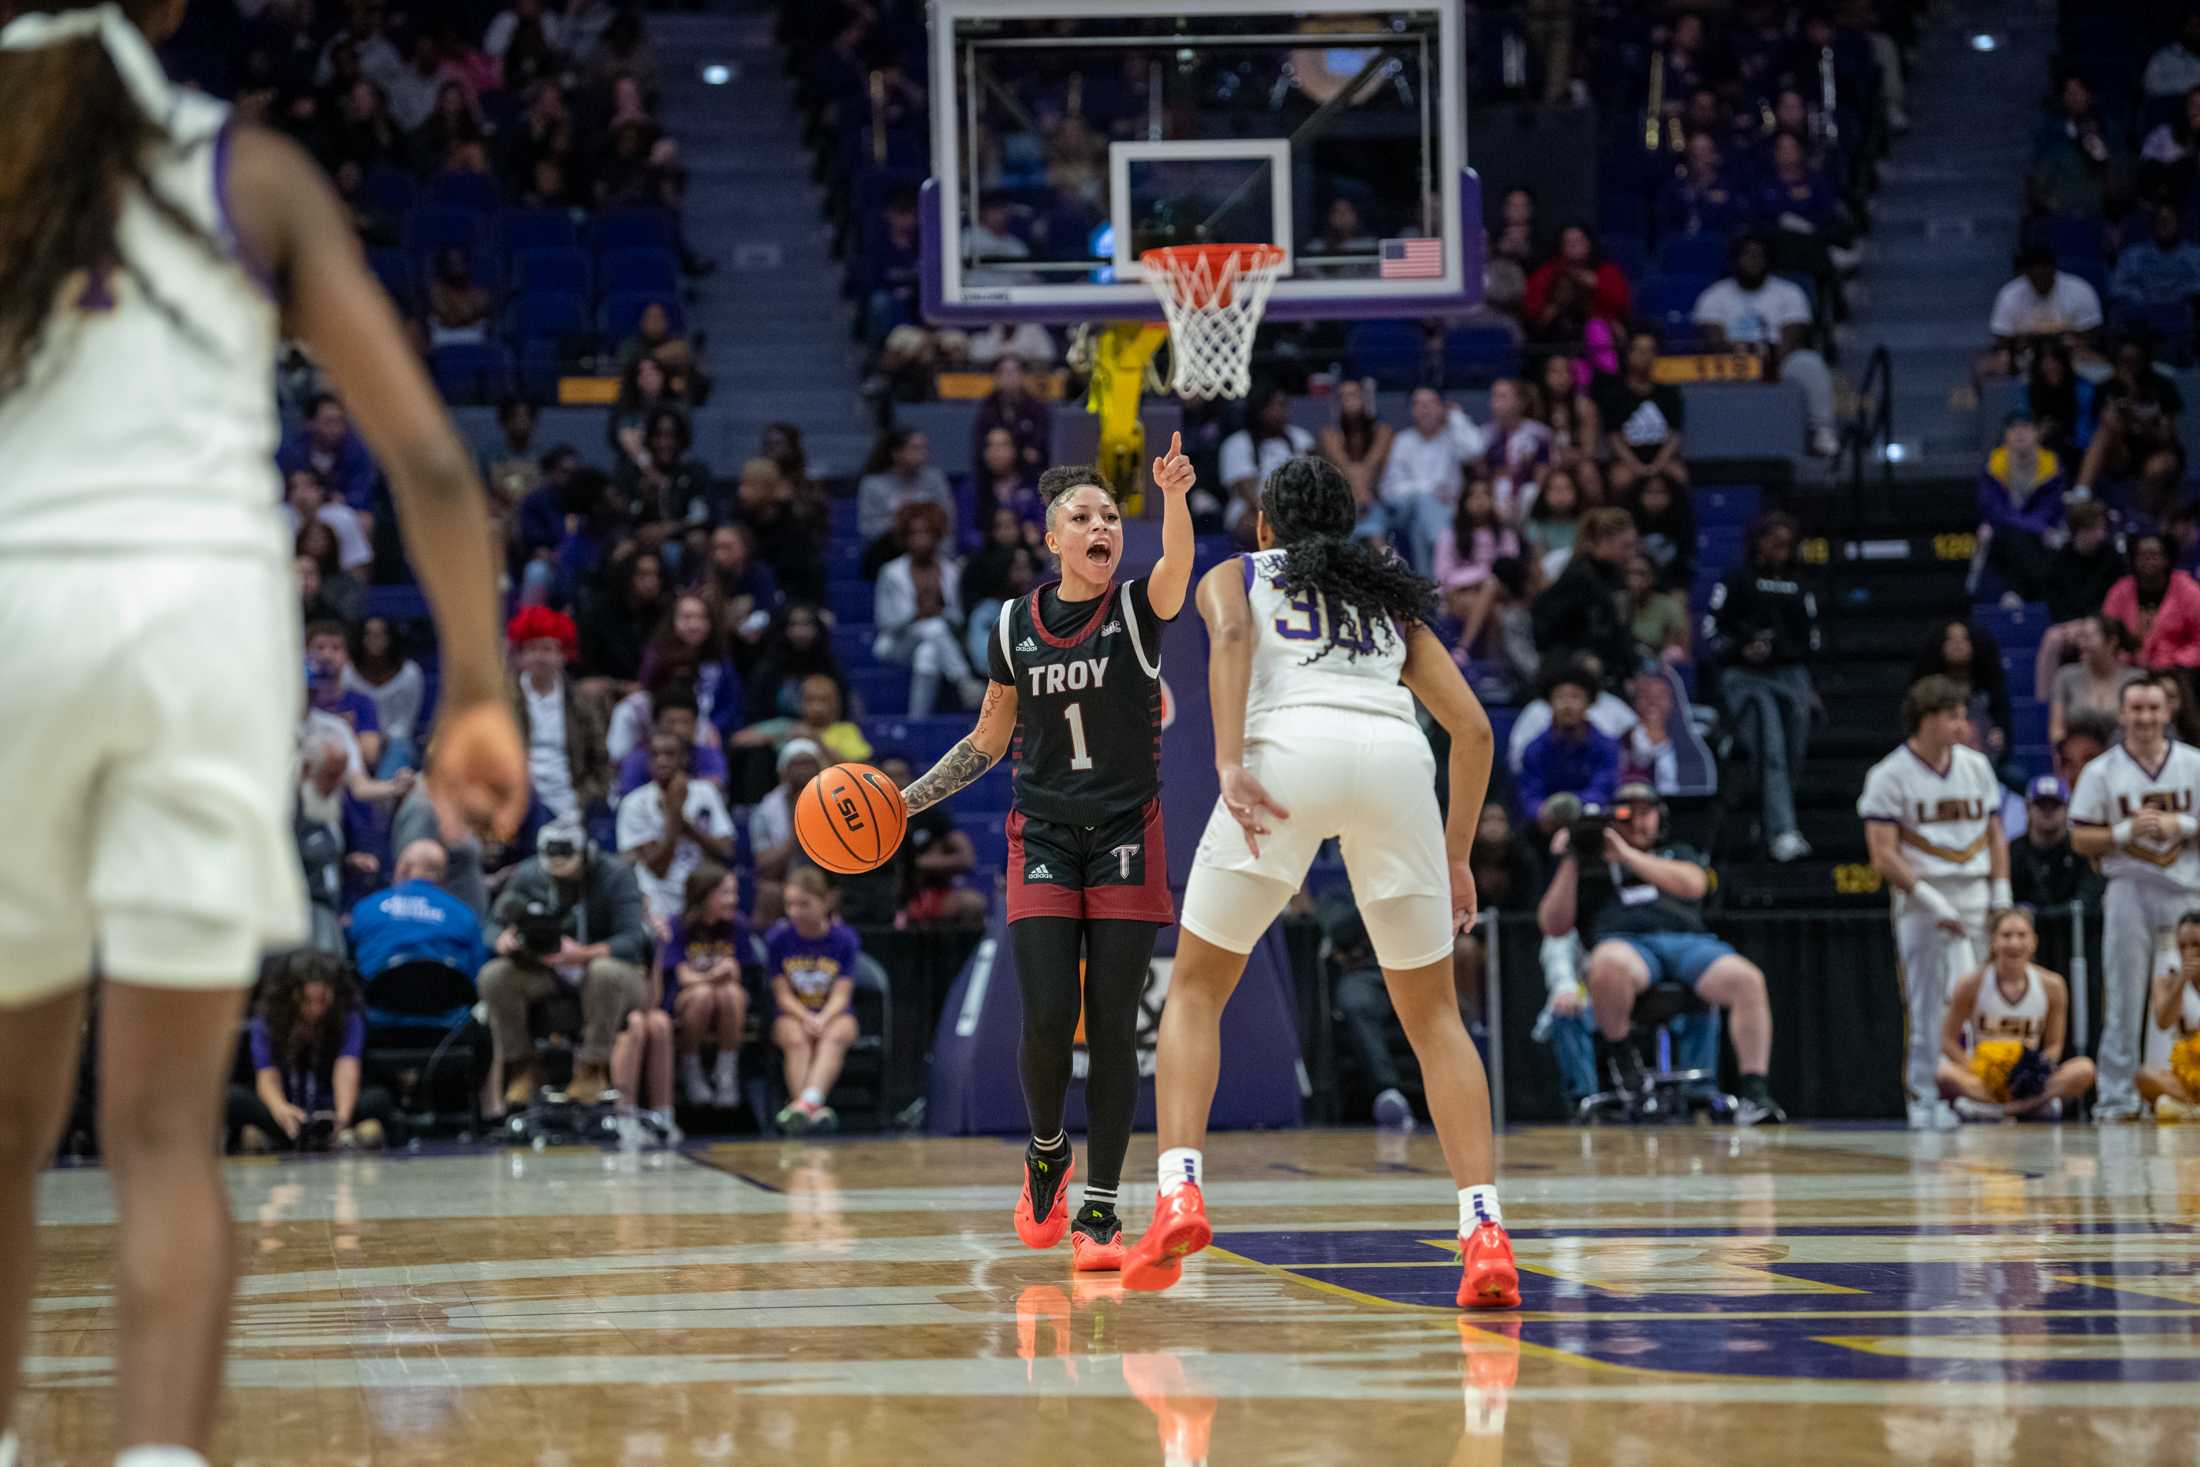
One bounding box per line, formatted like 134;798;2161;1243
1239;549;1417;742
988;578;1173;826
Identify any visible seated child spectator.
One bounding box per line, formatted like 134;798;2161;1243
663;862;750;1108
1432;475;1522;653
765;869;865;1134
228;952;390;1152
1935;908;2096;1121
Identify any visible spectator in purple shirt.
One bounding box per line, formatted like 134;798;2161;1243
612;683;728;799
307;619;386;772
663;862;751;1108
764;869;865;1134
227;952;391;1152
278;392;379;513
1517;662;1621;825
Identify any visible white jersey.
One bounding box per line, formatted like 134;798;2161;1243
1239;549;1417;741
1969;964;2051;1049
2070;740;2200;889
1856;742;2000;883
0;91;285;560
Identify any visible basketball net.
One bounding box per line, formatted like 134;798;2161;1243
1139;244;1286;401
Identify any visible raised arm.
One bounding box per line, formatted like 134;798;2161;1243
1144;431;1198;620
902;680;1017;814
232;125;523;839
1401;623;1496;930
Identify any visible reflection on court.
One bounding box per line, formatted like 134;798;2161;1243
18;1125;2200;1463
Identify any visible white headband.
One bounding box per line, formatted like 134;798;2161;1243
0;4;176;130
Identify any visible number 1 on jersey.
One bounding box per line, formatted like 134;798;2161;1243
1062;701;1093;770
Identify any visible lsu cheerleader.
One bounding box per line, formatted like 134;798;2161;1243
1933;908;2096;1120
2138;910;2200;1121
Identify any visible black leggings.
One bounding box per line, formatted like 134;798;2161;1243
1010;916;1159;1193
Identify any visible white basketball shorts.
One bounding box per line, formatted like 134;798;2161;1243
1180;706;1454;969
0;552;308;1005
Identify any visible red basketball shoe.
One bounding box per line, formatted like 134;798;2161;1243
1069;1203;1126;1271
1457;1221;1520;1309
1014;1142;1073;1249
1121;1184;1213;1293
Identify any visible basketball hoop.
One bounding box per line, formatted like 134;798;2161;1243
1139;244;1286;401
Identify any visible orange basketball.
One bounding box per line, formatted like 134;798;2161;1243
795;762;909;875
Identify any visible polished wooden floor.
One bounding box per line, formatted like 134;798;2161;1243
16;1123;2200;1464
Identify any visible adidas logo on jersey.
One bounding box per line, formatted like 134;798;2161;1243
1026;862;1054;880
1017;636;1040;653
1102;620;1122;636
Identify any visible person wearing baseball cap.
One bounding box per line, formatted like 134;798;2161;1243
2010;773;2103;912
749;738;827;923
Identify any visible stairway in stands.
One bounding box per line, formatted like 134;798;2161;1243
1841;1;2055;477
1721;481;1980;911
650;7;871;476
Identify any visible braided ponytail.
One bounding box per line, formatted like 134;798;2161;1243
1257;456;1436;662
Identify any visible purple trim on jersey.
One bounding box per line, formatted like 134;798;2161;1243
2119;742;2174;782
1027;581;1117;649
1240;553;1255;590
1901;742;1954;780
212;120;280;301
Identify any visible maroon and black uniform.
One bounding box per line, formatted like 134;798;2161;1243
987;576;1175;923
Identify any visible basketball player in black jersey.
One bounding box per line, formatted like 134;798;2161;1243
901;434;1196;1269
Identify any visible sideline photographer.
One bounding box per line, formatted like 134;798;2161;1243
480;821;651;1107
1537;782;1784;1126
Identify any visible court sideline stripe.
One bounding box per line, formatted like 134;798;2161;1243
679;1148;784;1192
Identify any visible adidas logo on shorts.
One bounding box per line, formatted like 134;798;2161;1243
1026;862;1053;880
1017;636;1040;652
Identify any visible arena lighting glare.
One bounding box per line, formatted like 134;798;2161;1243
701;62;732;85
1970;33;1998;52
1882;442;1909;463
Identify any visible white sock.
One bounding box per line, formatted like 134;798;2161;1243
712;1050;737;1085
2;1428;16;1467
800;1086;825;1107
115;1448;211;1467
1032;1129;1067;1153
1082;1183;1119;1210
1158;1146;1202;1196
1461;1185;1503;1233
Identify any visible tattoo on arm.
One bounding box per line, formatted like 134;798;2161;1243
902;737;997;814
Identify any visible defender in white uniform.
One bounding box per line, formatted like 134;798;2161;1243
1124;456;1517;1311
2070;678;2200;1118
1858;676;2010;1129
1934;909;2094;1119
0;8;522;1465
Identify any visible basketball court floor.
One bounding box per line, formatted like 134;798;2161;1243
15;1124;2200;1463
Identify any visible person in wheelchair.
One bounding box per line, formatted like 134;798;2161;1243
1536;781;1784;1125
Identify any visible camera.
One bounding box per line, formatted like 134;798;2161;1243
1570;804;1613;858
517;900;570;957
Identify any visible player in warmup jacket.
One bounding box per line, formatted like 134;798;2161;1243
0;6;525;1465
2139;910;2200;1120
900;438;1196;1268
2070;678;2200;1119
1857;675;2011;1131
1121;456;1519;1309
1934;907;2095;1120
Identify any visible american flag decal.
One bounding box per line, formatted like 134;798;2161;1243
1378;237;1443;279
